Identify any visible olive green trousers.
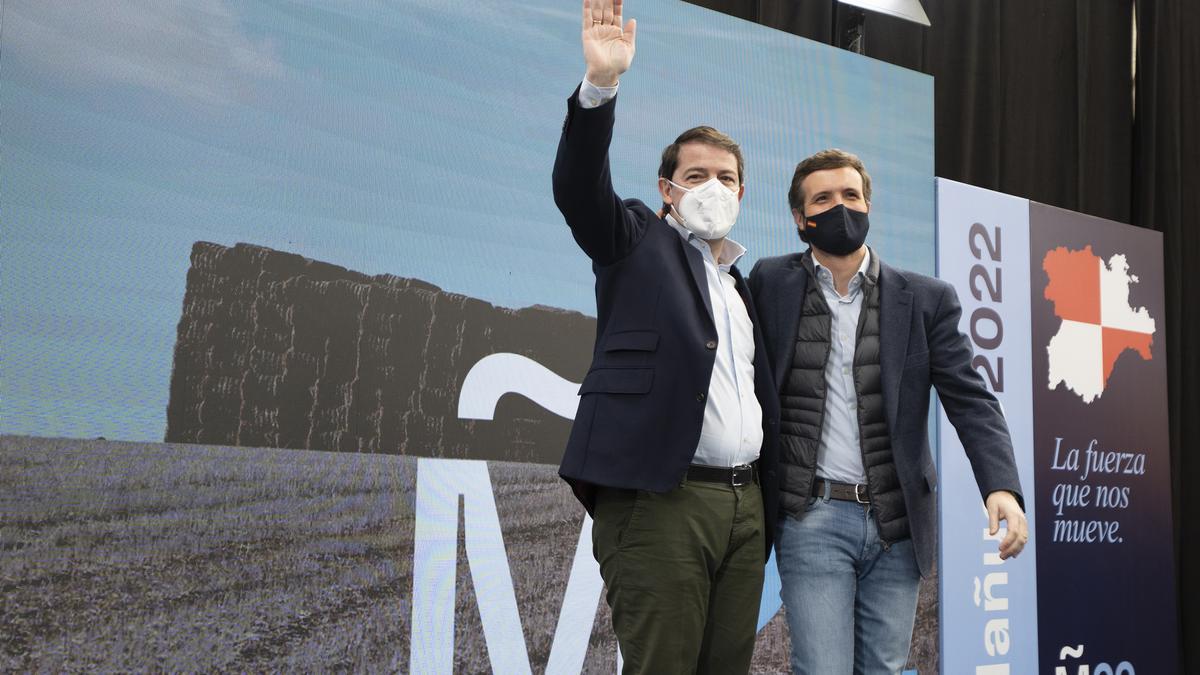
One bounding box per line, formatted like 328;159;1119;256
591;478;765;675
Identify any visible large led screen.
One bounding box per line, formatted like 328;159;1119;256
0;0;933;671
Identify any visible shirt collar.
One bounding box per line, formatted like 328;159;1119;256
813;247;871;283
665;213;747;269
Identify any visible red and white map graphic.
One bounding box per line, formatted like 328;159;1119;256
1043;245;1156;403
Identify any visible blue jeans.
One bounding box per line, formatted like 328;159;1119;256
775;492;921;675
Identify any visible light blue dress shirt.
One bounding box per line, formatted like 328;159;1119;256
813;249;873;484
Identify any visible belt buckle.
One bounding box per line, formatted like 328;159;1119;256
731;464;752;487
854;483;869;504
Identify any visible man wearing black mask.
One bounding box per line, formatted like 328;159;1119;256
748;149;1029;673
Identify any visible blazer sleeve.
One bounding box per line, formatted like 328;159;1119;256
928;282;1026;508
551;86;648;266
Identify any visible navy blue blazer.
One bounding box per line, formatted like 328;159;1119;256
553;89;781;551
748;251;1023;576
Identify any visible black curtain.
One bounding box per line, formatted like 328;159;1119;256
1134;0;1200;667
693;0;1200;666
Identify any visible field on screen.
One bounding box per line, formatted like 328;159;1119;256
1;0;934;671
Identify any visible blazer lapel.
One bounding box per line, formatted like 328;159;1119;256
773;258;808;393
732;266;753;317
734;267;781;422
674;229;715;322
879;263;913;432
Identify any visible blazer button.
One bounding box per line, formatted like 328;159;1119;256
696;392;707;402
705;340;717;350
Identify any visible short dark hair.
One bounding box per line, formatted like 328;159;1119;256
658;126;745;185
787;148;872;212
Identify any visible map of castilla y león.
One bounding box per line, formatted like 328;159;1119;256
1043;245;1156;404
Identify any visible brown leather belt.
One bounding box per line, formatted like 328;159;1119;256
687;463;757;487
812;478;871;504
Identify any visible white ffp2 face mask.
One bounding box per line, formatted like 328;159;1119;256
667;177;740;240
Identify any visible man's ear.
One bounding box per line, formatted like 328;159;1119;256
792;208;808;242
736;184;745;201
657;177;674;206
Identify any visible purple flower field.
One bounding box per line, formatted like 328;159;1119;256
0;436;935;673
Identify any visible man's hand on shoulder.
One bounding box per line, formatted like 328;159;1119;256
582;0;637;87
986;490;1029;560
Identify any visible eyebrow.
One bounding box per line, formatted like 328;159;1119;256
810;188;859;199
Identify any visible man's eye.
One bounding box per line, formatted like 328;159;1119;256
721;177;737;185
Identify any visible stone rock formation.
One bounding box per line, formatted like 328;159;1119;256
166;242;594;464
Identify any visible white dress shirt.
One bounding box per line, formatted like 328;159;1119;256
665;215;763;468
576;78;762;468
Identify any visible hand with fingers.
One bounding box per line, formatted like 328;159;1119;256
986;490;1030;560
582;0;637;87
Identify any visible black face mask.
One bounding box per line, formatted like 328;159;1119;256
798;204;870;256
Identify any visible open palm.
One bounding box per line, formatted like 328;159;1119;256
582;0;637;87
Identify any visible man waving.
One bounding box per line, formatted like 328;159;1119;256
553;1;780;672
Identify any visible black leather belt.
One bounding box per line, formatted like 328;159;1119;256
687;463;757;487
812;478;871;504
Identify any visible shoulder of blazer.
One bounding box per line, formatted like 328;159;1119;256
878;260;957;300
878;259;912;290
583;198;665;268
753;252;805;281
624;204;678;246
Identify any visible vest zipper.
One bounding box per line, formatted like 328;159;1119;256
852;275;888;550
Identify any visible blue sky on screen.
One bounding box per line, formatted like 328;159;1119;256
1;0;931;440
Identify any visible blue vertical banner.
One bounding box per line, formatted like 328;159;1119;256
936;179;1039;674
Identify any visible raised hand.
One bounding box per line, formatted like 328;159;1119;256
582;0;637;87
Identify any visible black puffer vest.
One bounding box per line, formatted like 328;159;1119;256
777;251;909;544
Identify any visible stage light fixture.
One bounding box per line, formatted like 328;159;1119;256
833;0;930;54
